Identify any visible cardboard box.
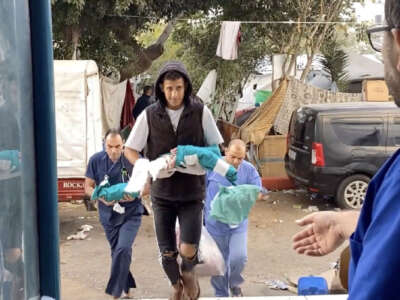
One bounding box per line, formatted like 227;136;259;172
362;80;389;101
258;135;287;177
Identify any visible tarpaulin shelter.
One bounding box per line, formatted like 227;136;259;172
239;77;363;145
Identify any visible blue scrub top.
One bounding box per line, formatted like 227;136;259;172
348;149;400;299
205;159;261;235
85;151;144;225
86;151;133;186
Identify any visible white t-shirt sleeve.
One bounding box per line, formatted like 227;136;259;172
202;105;224;146
125;111;149;152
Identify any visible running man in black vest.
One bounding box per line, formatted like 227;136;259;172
125;61;223;300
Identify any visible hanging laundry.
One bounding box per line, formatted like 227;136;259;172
120;81;136;129
216;21;241;60
197;70;217;104
100;77;127;133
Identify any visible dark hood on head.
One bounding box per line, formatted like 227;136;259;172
155;61;193;107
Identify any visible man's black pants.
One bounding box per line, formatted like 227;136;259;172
152;196;203;284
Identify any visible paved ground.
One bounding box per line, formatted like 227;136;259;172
59;190;348;300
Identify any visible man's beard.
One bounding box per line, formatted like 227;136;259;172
383;36;400;106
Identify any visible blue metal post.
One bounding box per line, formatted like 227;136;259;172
28;1;60;299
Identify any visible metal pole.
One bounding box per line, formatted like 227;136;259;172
28;1;60;298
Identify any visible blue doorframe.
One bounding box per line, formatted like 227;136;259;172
29;1;60;299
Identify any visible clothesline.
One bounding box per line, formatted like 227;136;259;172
106;14;360;25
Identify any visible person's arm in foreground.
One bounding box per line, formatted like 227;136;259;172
292;210;359;256
347;160;400;300
124;111;148;165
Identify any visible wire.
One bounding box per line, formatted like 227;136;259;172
106;14;358;25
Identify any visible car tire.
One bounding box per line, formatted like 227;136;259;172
336;174;370;209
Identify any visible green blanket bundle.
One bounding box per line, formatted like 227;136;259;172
210;184;260;225
176;145;237;183
91;180;139;202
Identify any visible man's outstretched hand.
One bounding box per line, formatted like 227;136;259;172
292;211;347;256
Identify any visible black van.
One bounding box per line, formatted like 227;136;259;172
285;102;400;209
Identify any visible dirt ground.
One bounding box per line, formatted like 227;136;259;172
59;191;348;300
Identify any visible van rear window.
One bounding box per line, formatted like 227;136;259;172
289;109;315;145
330;118;384;146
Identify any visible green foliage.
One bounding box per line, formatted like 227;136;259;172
319;37;350;92
51;0;214;77
136;23;184;84
172;13;271;107
169;0;359;116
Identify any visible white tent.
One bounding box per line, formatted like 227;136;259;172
345;53;384;81
53;60;103;178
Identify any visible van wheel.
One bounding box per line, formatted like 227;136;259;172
336;174;370;209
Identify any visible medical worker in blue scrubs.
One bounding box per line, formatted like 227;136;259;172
292;2;400;298
85;129;145;299
205;139;262;297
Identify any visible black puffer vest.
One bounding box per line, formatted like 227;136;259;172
145;97;205;201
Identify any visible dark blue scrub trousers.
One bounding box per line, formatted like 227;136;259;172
98;200;143;298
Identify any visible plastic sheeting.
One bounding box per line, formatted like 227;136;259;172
0;1;40;298
239;77;362;145
54;60;103;178
273;77;362;135
197;70;217;104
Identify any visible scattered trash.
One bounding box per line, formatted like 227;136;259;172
273;219;284;223
283;189;295;195
78;216;85;220
329;261;339;270
71;199;84;205
334;207;342;212
67;231;88;240
302;206;319;213
260;194;271;202
272;200;278;205
295;189;307;194
80;224;94;232
292;204;302;209
67;224;94;240
265;279;289;290
256;224;268;229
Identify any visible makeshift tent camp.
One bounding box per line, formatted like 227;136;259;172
54;60;133;201
239;77;362;145
54;60;103;178
238;77;362;178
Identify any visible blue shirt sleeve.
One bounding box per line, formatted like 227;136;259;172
205;172;223;218
348;151;400;300
247;164;262;188
85;155;96;181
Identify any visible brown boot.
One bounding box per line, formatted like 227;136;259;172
169;280;184;300
181;271;200;300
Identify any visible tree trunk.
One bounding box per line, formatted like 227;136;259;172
71;26;80;60
300;53;314;82
119;21;175;81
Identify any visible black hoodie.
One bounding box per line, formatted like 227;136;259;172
154;61;193;107
145;61;206;201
